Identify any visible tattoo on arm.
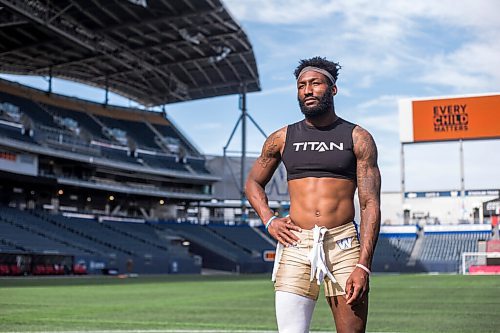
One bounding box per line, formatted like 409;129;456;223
258;133;281;168
354;126;381;268
245;129;284;222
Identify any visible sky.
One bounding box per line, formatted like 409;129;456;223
2;0;500;192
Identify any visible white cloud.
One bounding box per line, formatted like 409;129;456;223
347;95;409;136
355;113;400;134
225;0;339;25
226;0;500;92
417;41;500;92
337;87;352;97
357;95;407;110
358;75;373;88
227;0;500;30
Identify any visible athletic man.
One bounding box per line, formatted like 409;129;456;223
245;57;381;333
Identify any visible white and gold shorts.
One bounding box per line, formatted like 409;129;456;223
272;222;360;300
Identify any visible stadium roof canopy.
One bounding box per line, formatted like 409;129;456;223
0;0;260;106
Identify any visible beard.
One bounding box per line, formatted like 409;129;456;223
298;88;333;118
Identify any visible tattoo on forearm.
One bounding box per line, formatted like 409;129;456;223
354;126;381;267
256;186;267;203
258;133;281;168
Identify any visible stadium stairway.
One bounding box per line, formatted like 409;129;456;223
406;228;426;267
371;234;417;272
207;224;276;257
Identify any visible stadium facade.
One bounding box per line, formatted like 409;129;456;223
2;81;497;275
0;0;275;276
0;0;498;277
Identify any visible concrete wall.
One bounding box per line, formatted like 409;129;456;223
380;192;497;225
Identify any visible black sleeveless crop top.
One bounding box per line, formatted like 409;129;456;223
281;117;357;181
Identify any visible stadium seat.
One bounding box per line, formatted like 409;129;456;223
419;231;491;272
32;265;46;275
9;265;22;276
0;264;10;275
73;264;87;275
45;265;55;275
54;265;65;275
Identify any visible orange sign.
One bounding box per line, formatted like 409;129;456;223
0;151;16;161
263;250;276;262
412;94;500;142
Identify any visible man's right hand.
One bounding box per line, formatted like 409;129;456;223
268;216;302;246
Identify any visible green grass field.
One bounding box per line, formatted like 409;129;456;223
0;274;499;332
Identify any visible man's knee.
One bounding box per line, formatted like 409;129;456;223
327;295;368;333
275;291;316;333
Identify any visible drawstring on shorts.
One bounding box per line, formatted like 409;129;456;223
271;225;336;284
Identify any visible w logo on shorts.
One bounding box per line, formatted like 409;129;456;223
336;237;353;250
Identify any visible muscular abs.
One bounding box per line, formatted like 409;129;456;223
288;177;356;230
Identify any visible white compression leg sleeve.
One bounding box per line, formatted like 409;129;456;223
275;291;316;333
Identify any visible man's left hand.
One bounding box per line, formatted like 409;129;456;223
344;266;369;305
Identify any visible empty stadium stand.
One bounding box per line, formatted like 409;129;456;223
0;206;201;275
0;78;212;176
188;158;211;174
0;91;59;129
155;222;274;273
372;235;417;272
207;224;276;255
0;208;90;255
359;225;418;272
0;122;36;144
0;79;217;220
1;205;494;276
419;230;491;272
41;103;110;143
0;0;264;277
0;240;23;253
1;208;115;257
97;116;158;149
370;225;493;273
100;147;141;165
138;153;190;172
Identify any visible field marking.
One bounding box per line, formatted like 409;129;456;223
1;331;277;333
0;329;399;333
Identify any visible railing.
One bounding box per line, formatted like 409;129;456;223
61;175;209;196
34;124;101;156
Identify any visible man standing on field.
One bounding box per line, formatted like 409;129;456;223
245;56;381;333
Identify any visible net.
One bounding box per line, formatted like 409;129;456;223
462;252;500;274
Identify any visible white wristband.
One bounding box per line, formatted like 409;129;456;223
355;263;371;275
265;216;277;230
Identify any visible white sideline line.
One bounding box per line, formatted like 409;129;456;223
0;329;399;333
0;331;276;333
1;331;274;333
